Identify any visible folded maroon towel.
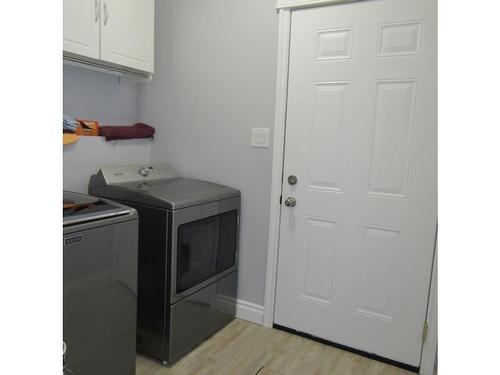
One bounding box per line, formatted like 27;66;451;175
99;123;155;141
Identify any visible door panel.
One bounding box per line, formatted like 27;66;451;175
309;82;348;191
274;0;436;367
63;0;100;59
368;79;416;197
100;0;154;72
357;225;400;320
300;217;338;305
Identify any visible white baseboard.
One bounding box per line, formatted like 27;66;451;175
215;295;264;325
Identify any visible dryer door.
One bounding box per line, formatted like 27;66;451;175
171;197;240;303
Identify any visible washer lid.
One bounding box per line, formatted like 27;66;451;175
90;177;240;209
63;191;132;226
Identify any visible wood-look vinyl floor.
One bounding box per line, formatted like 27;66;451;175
136;319;415;375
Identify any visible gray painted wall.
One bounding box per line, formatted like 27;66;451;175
63;65;152;193
139;0;279;307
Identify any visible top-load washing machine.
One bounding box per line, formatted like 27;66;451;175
89;164;240;364
63;191;138;375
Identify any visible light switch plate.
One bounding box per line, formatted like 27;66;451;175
251;128;270;148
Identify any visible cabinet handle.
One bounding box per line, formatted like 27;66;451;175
94;0;100;23
104;2;108;25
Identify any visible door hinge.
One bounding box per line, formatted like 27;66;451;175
422;321;429;343
279;195;282;204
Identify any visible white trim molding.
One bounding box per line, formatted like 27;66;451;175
216;296;264;325
263;8;292;328
235;300;265;325
420;238;438;375
276;0;362;10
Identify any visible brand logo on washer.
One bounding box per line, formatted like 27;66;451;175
64;235;83;245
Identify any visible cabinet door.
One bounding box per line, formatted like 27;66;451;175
100;0;155;72
63;0;100;59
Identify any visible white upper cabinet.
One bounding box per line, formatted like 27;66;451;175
63;0;154;74
63;0;100;59
100;0;155;73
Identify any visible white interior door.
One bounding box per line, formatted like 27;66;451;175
63;0;100;59
100;0;155;72
274;0;436;367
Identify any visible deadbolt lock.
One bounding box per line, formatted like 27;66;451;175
284;197;297;207
288;175;298;185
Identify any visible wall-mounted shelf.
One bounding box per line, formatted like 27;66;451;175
63;133;79;146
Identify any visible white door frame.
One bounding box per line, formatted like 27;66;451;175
420;238;438;375
263;2;437;374
263;6;292;329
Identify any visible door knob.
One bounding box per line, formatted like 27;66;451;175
287;175;298;185
284;197;296;207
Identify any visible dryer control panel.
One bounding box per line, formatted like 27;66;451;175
96;164;181;185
